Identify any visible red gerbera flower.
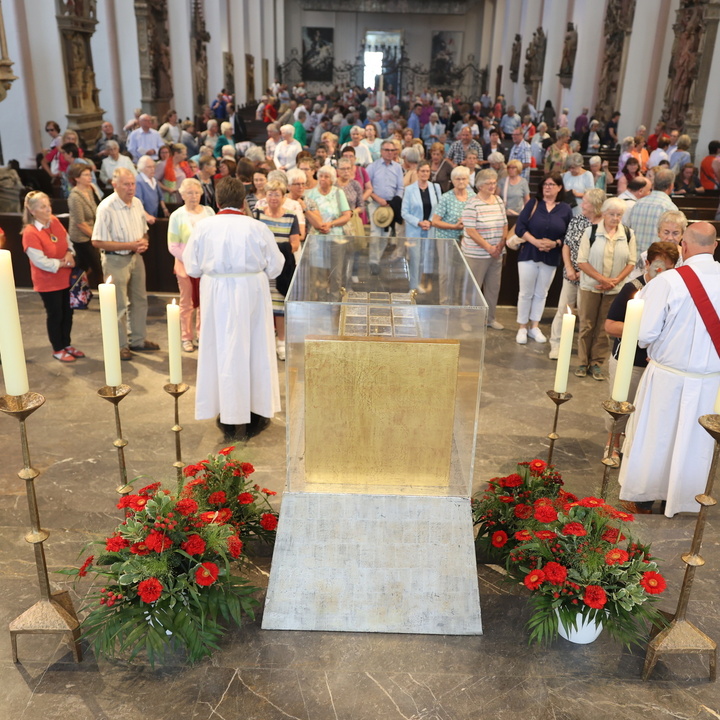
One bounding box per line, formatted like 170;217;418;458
609;508;634;522
524;569;546;591
543;561;567;585
78;555;94;577
138;482;161;496
260;513;278;531
130;541;151;556
578;496;605;508
237;492;255;505
200;508;232;524
559;490;578;503
176;498;199;517
534;497;553;506
218;446;235;456
640;571;667;594
528;459;548;475
498;495;515;503
534;505;558;523
583;584;607;609
534;530;557;540
601;527;620;544
499;474;523;488
241;462;255;475
605;548;629;565
195;562;220;586
261;488;277;496
117;494;148;511
227;535;243;558
513;529;533;542
145;530;172;553
137;577;163;603
181;534;206;556
208;491;227;505
105;535;130;553
561;522;587;537
513;503;532;519
491;530;508;547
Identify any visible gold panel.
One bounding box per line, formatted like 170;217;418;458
304;336;459;488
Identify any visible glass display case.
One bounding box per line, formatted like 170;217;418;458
284;234;487;497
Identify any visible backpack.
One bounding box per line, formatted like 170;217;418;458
588;224;631;246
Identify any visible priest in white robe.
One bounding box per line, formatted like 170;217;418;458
183;176;285;440
619;222;720;517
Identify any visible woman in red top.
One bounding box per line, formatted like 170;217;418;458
21;191;84;363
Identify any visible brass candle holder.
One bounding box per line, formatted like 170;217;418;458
0;392;82;663
599;399;635;500
97;384;132;505
643;413;719;682
163;382;190;492
545;390;572;467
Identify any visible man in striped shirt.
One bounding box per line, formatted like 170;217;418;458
92;167;159;360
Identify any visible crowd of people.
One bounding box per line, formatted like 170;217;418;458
20;82;720;497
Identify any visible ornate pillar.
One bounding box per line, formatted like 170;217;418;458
0;0;17;103
663;0;720;156
55;0;104;147
191;0;211;117
517;0;543;108
595;0;637;123
134;0;173;118
539;0;570;112
262;0;275;95
499;0;522;105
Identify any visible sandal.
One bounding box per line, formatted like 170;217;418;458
53;350;76;363
64;346;85;358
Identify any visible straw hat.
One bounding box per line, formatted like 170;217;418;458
373;205;394;228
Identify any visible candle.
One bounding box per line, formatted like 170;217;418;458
98;277;122;387
553;307;576;394
611;298;644;402
0;250;30;396
167;299;182;385
714;384;720;415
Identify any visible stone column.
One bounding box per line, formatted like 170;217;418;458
203;0;224;111
478;0;494;79
499;0;522;106
134;0;173;118
247;0;262;102
190;0;212;118
517;0;543;111
168;0;193;119
229;0;246;106
539;0;570;113
262;0;275;94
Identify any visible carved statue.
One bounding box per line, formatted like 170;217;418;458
533;27;547;78
192;0;211;113
146;0;173;100
510;34;521;83
558;22;578;86
523;31;536;89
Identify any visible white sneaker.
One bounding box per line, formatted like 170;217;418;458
276;338;286;361
528;327;547;343
516;328;528;345
487;320;504;330
548;346;559;360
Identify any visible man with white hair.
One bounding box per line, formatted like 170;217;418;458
274;124;302;171
99;140;136;186
619;222;720;516
95;121;125;159
126;114;165;163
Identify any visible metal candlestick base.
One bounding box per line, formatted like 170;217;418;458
163;382;190;491
97;384;133;503
545;390;572;466
643;414;719;682
600;399;635;500
0;393;82;663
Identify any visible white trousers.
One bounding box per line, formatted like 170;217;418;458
516;260;557;325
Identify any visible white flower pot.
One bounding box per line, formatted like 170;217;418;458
556;610;604;644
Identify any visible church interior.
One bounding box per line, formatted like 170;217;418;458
1;0;720;718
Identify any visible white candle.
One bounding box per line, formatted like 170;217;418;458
611;298;644;402
0;250;29;396
167;299;182;385
553;308;576;394
98;278;122;387
714;385;720;414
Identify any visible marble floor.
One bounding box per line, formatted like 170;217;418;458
1;292;719;720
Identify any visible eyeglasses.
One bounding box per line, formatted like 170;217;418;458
543;182;559;187
290;182;306;187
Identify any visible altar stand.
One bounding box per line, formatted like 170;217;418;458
262;235;486;634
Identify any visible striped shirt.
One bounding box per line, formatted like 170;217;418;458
624;191;678;254
460;195;507;259
92;193;148;254
508;140;532;180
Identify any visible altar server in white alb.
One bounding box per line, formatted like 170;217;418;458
183;177;285;441
618;221;720;517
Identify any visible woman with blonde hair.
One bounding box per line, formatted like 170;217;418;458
67;163;103;287
21;191;83;362
168;178;215;351
429;141;453;192
498;159;530;215
544;128;570;173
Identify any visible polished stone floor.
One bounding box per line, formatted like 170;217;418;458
1;292;719;720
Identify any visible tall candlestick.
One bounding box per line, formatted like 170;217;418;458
98;278;122;387
0;250;29;396
611;298;644;402
553;309;576;394
167;299;182;385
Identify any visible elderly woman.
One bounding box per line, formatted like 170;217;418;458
401;160;442;293
200;119;220;150
401;146;421;187
616;155;643;195
429;141;453;193
167;178;215;352
616;137;636;178
548;188;606;359
99;140;136;187
544;128;570;173
67;163;103;287
422;112;444;151
244;168;268;215
463;150;481;189
487;151;507;185
196;155;217;211
273;124;302;171
498;159;530;216
253;179;300;360
460;168;508;328
514;173;573;344
670;134;693;172
213;121;235;158
575;197;637;380
588;155;613;191
563;153;594;216
530;122;549;166
135;155;168;223
320;131;340;164
362;122;383;162
581;120;601;153
336;156;365;229
21;191;83;363
156;143;189;204
342;126;372;167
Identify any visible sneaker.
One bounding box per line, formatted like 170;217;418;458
64;346;85;358
574;365;587;377
516;328;528;345
276;338;286;361
130;340;160;352
528;327;547;343
548;346;559;360
351;275;360;283
52;350;76;363
182;340;194;352
590;364;605;381
487;320;504;330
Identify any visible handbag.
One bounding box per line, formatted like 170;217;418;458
68;267;93;309
505;199;538;251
